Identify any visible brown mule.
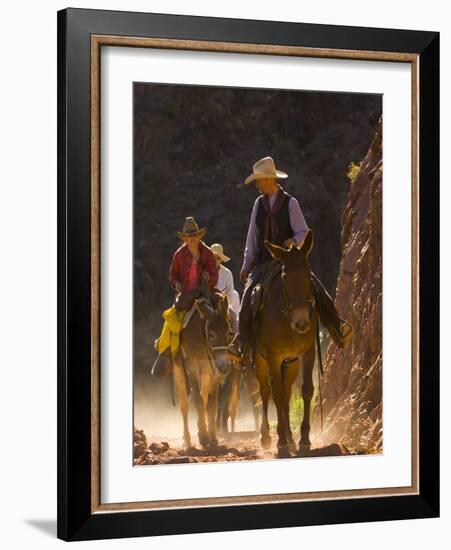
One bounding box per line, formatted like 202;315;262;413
172;294;233;449
254;230;317;457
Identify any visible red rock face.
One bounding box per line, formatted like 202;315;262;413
313;120;383;454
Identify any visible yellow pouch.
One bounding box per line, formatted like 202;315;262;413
157;306;186;358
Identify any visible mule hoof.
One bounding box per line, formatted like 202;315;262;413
183;438;192;449
261;434;272;450
198;432;210;449
277;444;292;459
208;437;219;450
298;442;311;457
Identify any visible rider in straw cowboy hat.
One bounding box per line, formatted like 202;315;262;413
227;156;353;364
151;216;219;377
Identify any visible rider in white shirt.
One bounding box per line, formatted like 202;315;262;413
210;243;240;334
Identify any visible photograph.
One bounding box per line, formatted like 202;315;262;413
132;82;383;465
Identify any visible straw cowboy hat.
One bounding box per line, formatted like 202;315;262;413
210;243;230;263
244;156;288;185
176;216;207;239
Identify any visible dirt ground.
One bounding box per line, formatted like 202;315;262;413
134;429;354;466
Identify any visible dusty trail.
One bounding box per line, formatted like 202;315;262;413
134;428;354;465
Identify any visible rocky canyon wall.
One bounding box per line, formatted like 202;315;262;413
313;120;383;454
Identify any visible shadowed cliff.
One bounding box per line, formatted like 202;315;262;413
313;119;383;454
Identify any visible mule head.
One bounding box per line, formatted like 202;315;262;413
195;294;229;322
195;295;233;375
264;230;315;334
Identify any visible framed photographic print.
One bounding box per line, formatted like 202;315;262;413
57;8;439;542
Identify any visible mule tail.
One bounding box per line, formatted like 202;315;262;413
315;319;324;431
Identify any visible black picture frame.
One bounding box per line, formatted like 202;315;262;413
57;7;439;542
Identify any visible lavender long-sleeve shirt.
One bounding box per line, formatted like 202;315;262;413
242;192;309;272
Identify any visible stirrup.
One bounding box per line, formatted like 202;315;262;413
227;344;243;364
226;333;244;363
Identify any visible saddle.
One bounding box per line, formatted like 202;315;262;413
246;260;284;368
250;259;283;320
182;300;200;330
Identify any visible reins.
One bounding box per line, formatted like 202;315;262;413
315;318;324;431
280;269;324;431
195;299;230;375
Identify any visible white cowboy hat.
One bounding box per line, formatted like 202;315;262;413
210;243;230;263
244;156;288;185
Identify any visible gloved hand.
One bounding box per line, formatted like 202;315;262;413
240;269;249;283
283;238;297;248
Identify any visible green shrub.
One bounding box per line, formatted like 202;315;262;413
347;161;361;183
290;387;304;432
289;383;319;432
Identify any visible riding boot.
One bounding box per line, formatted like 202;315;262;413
311;271;353;349
320;316;353;349
226;299;256;364
151;346;173;379
226;335;255;371
227;333;243;363
227;278;255;363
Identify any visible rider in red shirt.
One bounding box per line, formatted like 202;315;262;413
168;217;218;310
151;217;219;378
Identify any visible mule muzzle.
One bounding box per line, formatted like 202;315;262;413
290;320;310;334
212;347;231;375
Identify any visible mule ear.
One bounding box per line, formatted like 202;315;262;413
219;294;229;315
299;230;313;256
195;299;213;319
265;240;288;260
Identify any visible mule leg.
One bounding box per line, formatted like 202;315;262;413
217;377;230;434
247;371;262;432
207;381;219;448
269;354;290;457
300;346;315;454
193;371;210;448
255;352;272;449
173;361;191;448
282;359;300;454
229;368;240;433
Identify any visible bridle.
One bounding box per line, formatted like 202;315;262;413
280;267;316;334
195;299;232;373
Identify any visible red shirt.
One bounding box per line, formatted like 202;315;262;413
168;241;218;292
186;260;200;292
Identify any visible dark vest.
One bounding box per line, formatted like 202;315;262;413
254;190;293;264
